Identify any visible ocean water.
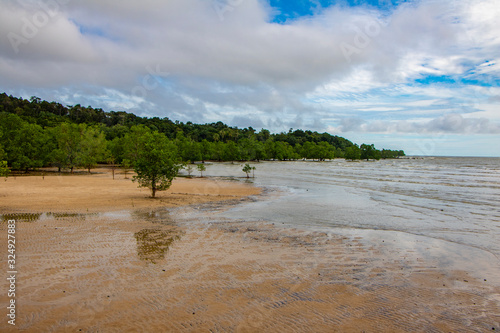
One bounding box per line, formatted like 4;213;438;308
191;157;500;270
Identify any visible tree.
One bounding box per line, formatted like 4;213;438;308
197;163;206;177
121;159;132;179
223;141;240;163
49;123;82;173
344;146;361;161
0;130;4;161
78;125;109;173
200;139;213;162
184;162;195;177
0;113;47;171
133;132;182;198
122;125;153;164
242;163;252;178
0;160;9;179
360;144;380;161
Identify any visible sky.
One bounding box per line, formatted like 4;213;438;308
0;0;499;156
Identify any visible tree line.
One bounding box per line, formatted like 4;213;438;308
0;93;405;173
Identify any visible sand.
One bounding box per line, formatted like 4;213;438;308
0;168;260;213
1;169;499;332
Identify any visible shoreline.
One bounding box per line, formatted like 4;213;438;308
1;170;499;331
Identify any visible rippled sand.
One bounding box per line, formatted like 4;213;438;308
1;171;499;331
1;212;499;332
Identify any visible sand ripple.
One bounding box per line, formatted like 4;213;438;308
1;213;499;332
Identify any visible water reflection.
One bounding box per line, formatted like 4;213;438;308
134;228;182;263
131;209;176;226
0;212;100;222
1;213;42;222
47;212;98;219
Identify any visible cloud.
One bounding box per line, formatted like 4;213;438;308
338;113;500;134
0;0;499;153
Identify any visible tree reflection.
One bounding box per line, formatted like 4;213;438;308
134;228;182;263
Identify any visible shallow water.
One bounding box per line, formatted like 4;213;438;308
185;157;500;280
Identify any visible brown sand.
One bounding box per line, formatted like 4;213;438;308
0;168;260;213
1;170;499;332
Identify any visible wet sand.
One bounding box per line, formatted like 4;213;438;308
1;171;499;331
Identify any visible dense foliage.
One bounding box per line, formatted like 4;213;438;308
132;131;182;197
0;93;405;172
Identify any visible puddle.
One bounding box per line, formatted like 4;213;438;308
1;212;42;222
131;209;174;224
47;212;98;219
134;228;183;263
0;212;100;222
1;209;172;224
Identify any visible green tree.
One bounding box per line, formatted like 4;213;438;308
0;130;4;160
49;123;82;173
184;162;195;177
0;113;47;171
121;159;132;179
122;125;153;164
238;138;257;161
264;139;276;160
0;160;10;179
254;141;266;161
301;141;317;160
360;144;380;161
316;142;335;161
197;163;206;177
212;142;225;161
223;141;240;163
200;139;213;162
78;126;110;173
344;146;361;161
242;163;252;178
133;132;182;198
108;136;126;164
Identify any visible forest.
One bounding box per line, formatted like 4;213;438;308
0;93;405;173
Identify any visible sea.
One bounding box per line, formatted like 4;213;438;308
183;157;500;281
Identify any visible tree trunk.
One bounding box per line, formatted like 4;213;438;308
151;176;156;198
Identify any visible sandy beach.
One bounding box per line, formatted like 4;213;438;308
1;169;499;332
0;168;261;213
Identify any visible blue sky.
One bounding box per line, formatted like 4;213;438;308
269;0;407;22
0;0;499;156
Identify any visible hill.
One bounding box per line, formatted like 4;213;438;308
0;93;404;172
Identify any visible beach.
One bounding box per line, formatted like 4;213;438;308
1;167;499;332
0;168;260;213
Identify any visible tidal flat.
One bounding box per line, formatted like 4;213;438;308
1;161;499;331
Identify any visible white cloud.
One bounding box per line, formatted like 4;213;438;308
338;113;500;135
0;0;499;155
